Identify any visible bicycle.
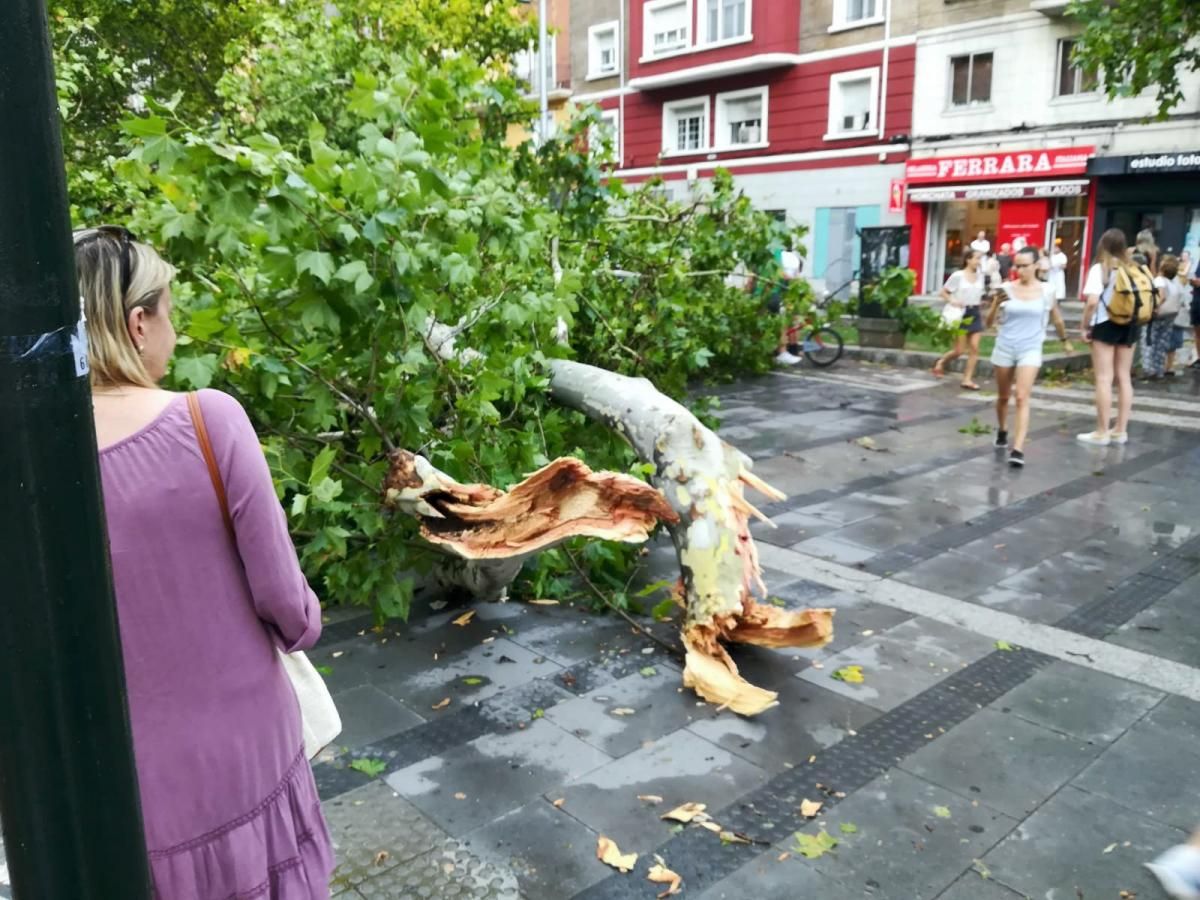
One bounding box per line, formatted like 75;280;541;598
786;287;847;368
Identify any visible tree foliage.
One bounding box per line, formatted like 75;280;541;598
93;1;803;621
1067;0;1200;119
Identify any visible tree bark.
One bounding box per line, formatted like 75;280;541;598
547;360;834;715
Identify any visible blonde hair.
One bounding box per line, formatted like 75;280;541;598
73;228;176;389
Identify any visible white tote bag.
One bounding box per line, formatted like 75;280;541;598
187;393;341;759
940;302;965;328
278;648;342;759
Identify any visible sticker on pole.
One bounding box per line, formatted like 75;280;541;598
70;315;90;377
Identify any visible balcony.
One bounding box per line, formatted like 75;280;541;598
1030;0;1069;15
627;53;802;91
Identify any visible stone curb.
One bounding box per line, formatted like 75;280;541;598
843;345;1094;379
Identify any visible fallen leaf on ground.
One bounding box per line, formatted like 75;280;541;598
1103;842;1117;854
994;640;1015;651
528;599;559;605
553;798;565;808
597;836;637;873
647;863;683;897
348;758;387;778
373;850;390;866
611;707;637;716
793;830;838;859
462;677;484;686
452;610;476;626
640;666;657;677
799;799;823;818
698;821;722;833
431;697;451;710
933;806;951;819
331;651;344;658
719;830;751;844
453;792;466;800
855;436;882;451
637;794;664;804
661;802;707;823
832;665;865;684
840;823;859;834
777;852;790;862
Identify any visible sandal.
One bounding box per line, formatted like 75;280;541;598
932;364;945;378
960;382;981;391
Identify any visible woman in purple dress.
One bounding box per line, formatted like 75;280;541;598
76;225;335;898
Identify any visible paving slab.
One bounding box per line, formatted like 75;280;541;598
751;509;842;546
899;708;1103;819
463;800;608;899
935;874;1029;899
988;661;1163;744
330;684;427;751
895;551;1026;600
547;729;770;853
545;666;702;758
688;670;880;775
797;617;995;711
778;768;1018;900
697;852;870;899
1108;574;1200;666
1072;695;1200;832
384;719;612;837
790;533;879;565
980;785;1189;900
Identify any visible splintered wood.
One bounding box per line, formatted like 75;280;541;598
383;451;678;558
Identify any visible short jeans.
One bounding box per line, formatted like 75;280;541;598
1170;325;1187;352
991;344;1042;368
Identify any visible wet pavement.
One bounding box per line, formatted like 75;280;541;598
4;361;1200;899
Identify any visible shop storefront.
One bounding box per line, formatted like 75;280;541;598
903;146;1095;296
1088;152;1200;260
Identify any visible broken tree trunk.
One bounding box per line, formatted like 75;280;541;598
547;359;834;715
382;450;678;600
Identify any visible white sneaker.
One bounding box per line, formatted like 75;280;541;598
1076;431;1111;447
1110;431;1129;445
775;350;802;366
1145;844;1200;900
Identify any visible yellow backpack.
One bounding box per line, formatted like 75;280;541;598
1104;263;1158;325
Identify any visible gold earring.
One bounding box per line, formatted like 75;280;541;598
138;345;145;355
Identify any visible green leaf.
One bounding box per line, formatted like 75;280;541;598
296;250;335;285
933;806;952;819
462;677;484;686
309;447;337;487
994;640;1015;652
349;758;387;778
291;493;309;517
839;823;858;834
832;665;865;684
315;665;333;676
312;476;343;503
793;830;838;859
650;598;676;622
172;354;219;389
639;666;657;677
122;115;167;137
532;708;545;719
635;579;672;598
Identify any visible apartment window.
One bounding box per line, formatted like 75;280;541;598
1056;39;1098;96
833;0;879;28
513;34;557;91
588;22;620;78
826;68;878;138
646;0;691;56
702;0;749;43
715;87;767;148
662;97;709;153
590;109;620;160
950;52;993;106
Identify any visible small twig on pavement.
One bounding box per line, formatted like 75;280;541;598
563;548;684;662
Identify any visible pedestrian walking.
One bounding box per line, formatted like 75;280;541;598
932;249;986;389
986;246;1074;467
1077;228;1147;446
970;230;991;255
996;242;1014;282
1144;254;1183;379
1048;240;1069;301
1137;227;1160;275
77;226;336;899
1146;829;1200;899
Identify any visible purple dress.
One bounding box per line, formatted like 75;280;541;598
98;389;334;899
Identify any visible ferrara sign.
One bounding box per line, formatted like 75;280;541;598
905;147;1095;184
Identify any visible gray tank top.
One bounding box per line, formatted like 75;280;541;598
995;283;1054;351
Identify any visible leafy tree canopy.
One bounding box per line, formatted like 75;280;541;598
1067;0;1200;119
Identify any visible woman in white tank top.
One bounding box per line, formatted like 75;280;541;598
984;246;1073;468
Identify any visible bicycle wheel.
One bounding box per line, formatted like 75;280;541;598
803;326;843;367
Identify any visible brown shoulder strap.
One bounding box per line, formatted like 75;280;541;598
186;391;235;540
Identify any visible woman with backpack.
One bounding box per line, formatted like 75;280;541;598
1145;255;1184;378
1078;229;1151;446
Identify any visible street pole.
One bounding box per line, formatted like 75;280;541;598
0;2;153;898
538;0;549;142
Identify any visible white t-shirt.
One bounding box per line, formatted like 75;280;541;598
970;238;991;255
1153;276;1184;321
1082;263;1112;326
944;269;985;307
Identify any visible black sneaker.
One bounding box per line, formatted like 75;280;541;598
994;430;1008;448
1008;449;1025;468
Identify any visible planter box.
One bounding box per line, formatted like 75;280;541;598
858;317;906;349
